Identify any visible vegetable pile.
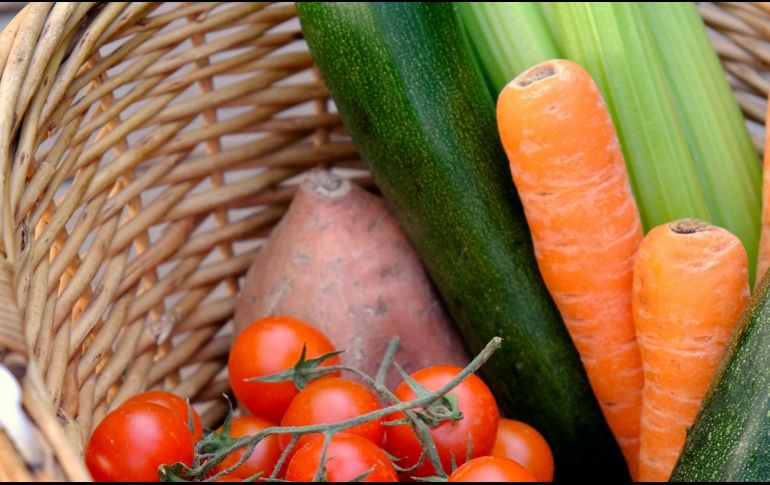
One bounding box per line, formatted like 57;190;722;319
297;3;626;480
82;1;770;482
296;1;770;482
460;2;762;284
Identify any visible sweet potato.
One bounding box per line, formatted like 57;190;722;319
234;170;469;385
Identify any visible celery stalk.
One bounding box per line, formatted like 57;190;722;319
640;2;761;283
455;3;560;97
550;3;712;229
550;2;760;283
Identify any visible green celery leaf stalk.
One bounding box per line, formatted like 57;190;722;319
549;4;711;231
455;2;561;97
640;2;761;284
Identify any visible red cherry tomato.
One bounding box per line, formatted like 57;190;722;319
85;402;194;482
212;416;281;480
384;365;499;479
285;433;397;482
448;456;537;482
280;377;384;456
228;315;340;422
122;391;203;441
492;418;554;482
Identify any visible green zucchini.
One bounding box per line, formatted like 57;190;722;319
297;3;628;480
671;274;770;481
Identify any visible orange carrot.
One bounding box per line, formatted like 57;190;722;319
633;219;749;482
497;59;643;478
757;101;770;283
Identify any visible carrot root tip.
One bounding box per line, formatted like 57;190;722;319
515;63;556;88
670;219;713;235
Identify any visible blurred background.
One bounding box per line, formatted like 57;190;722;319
0;4;24;26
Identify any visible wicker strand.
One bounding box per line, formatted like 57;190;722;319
0;3;53;262
0;5;28;78
700;1;770;148
38;3;128;130
10;23;75;228
182;7;235;396
23;361;91;482
13;3;79;135
0;256;24;354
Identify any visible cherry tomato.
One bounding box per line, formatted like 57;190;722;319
285;433;397;482
85;402;194;482
280;377;384;454
122;391;203;441
492;418;554;482
384;366;499;479
228;315;340;422
212;416;282;480
448;456;537;482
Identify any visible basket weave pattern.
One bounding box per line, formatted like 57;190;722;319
700;2;770;150
0;1;767;481
0;3;368;480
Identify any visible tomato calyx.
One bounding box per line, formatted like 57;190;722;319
348;466;377;482
420;393;464;428
386;448;431;475
159;461;197;482
388;364;464;429
246;345;344;390
160;415;267;482
318;463;379;482
198;419;244;465
184;399;197;437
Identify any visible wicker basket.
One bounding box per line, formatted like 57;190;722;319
0;2;765;481
702;2;770;151
0;3;367;480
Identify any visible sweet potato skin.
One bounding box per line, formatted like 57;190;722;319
234;171;469;384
